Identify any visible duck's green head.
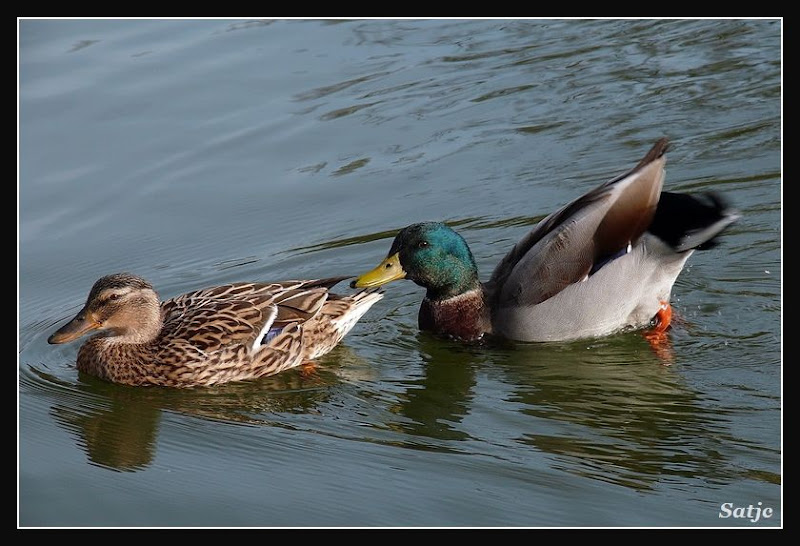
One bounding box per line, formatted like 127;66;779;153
353;222;480;300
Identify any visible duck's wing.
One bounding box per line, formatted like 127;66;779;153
159;278;347;353
489;138;668;308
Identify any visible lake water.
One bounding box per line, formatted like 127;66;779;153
19;18;782;528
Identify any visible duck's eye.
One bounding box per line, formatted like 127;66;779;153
418;241;429;249
107;293;121;301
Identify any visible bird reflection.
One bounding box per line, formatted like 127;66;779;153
45;350;363;472
385;334;480;444
40;330;733;490
50;387;160;472
497;333;729;491
380;327;731;491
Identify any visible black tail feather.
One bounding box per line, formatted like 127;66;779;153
648;192;739;252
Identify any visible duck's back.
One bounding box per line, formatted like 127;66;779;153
487;138;738;342
487;139;668;341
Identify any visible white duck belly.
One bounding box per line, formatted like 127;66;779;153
492;234;692;342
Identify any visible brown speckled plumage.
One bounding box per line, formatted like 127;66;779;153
48;273;382;388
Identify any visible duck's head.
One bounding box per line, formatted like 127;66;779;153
48;273;161;345
352;222;480;300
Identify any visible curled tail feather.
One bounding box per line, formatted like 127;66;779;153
648;191;740;252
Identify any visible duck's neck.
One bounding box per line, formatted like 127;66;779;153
77;338;158;386
419;256;482;303
419;287;489;341
75;301;163;385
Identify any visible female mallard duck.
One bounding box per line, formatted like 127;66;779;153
352;138;739;343
48;273;382;387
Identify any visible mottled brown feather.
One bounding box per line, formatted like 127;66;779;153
51;274;381;388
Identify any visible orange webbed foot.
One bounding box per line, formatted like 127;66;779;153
644;301;674;364
299;361;319;379
648;301;672;334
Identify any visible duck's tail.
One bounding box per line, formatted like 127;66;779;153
327;289;384;336
648;191;740;252
300;289;384;361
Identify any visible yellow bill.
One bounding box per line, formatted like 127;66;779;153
353;253;407;288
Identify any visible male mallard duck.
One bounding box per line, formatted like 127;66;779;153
48;273;382;387
352;138;739;343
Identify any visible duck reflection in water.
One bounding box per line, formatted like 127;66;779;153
45;354;364;472
499;336;733;491
386;334;481;445
378;328;736;491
